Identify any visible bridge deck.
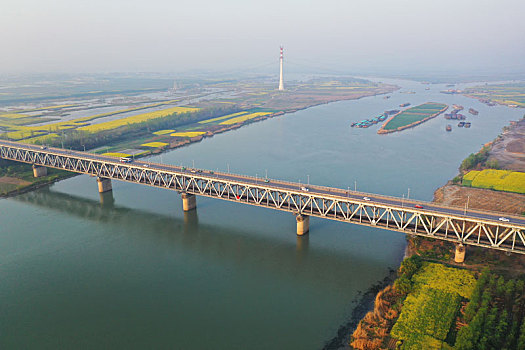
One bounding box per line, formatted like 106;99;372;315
1;140;525;254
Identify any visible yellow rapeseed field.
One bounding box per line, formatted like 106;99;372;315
463;169;525;194
1;101;187;140
78;106;198;133
102;152;132;158
153;129;175;135
0;113;29;119
170;131;206;137
198;111;247;124
219;112;271;125
141;142;169;148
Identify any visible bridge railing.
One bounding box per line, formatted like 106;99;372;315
2;141;524;224
138;159;524;222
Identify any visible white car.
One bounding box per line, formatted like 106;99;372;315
301;186;309;192
363;197;371;201
499;217;510;222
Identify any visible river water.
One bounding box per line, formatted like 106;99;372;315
1;79;523;349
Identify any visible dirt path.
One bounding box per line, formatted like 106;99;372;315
0;176;31;186
433;184;525;215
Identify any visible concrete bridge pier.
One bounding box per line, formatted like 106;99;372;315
97;177;112;193
182;193;197;211
99;190;115;207
296;214;310;236
32;165;47;178
455;244;466;263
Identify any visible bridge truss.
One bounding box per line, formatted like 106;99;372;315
2;143;525;254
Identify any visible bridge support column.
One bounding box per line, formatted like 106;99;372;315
97;177;112;193
32;165;47;178
296;214;309;236
455;244;466;263
182;193;196;211
99;191;115;207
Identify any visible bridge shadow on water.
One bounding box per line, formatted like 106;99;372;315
12;186;393;294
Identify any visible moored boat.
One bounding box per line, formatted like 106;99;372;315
464;122;471;128
384;109;400;115
399;103;410;107
446;124;452;132
458;121;465;127
468;108;479;115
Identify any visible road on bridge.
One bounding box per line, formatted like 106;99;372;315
1;139;524;228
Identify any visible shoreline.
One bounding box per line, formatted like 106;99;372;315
0;89;396;201
345;116;525;349
322;269;397;350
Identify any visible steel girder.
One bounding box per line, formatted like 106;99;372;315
2;144;525;254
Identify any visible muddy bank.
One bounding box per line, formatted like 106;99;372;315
322;269;397;350
488;117;525;171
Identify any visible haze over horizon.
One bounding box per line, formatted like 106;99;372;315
1;0;524;76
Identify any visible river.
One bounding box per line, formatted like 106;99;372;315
1;78;523;349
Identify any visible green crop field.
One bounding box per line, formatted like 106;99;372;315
391;263;476;349
464;83;525;107
382;102;447;131
462;169;525;194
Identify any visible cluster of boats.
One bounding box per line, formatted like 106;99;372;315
445;105;477;131
350;109;401;128
351;114;387;128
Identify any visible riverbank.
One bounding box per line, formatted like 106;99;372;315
0;161;76;199
0;82;397;198
348;108;525;349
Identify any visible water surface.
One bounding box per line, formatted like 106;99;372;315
1;78;522;349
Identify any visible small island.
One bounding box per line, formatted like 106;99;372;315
378;102;448;134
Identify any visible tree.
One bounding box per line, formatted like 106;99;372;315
394;275;412;295
493;309;509;348
517;315;525;349
455;325;474;350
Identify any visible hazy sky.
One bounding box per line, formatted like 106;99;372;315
1;0;524;75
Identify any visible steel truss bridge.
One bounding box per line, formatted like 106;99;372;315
1;140;525;254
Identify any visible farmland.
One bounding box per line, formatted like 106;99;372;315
378;102;448;133
390;262;475;349
198;111;248;124
141;142;169;148
462;169;525;194
0;75;398;175
463;83;525;107
219;111;271;125
170;131;206;138
77;106;198;132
